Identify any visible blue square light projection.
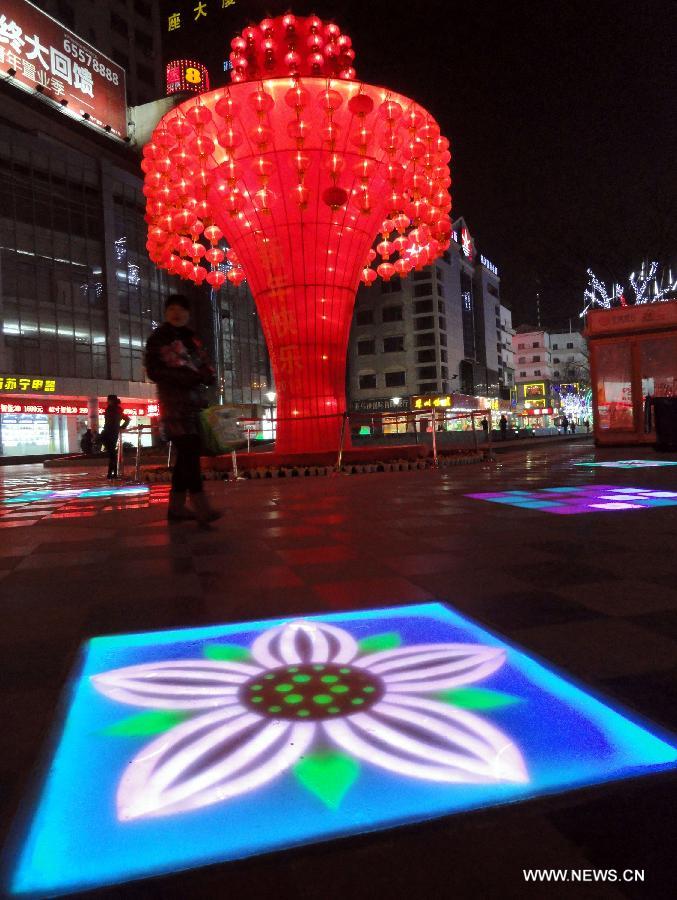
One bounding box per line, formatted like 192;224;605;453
575;459;677;469
7;603;677;896
466;485;677;514
2;485;149;505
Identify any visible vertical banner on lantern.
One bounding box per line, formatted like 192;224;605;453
141;14;453;454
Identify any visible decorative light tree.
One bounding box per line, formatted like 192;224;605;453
141;14;452;453
580;262;677;318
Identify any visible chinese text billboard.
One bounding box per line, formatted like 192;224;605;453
0;0;127;138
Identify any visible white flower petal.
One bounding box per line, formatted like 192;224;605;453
357;643;505;692
91;659;262;710
323;693;527;785
251;620;358;667
117;707;317;820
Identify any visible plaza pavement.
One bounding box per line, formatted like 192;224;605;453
1;439;676;899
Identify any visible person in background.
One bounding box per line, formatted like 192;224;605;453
584;418;591;433
144;294;221;526
499;414;508;440
481;416;489;437
100;395;130;479
570;420;577;434
562;416;569;433
80;426;94;455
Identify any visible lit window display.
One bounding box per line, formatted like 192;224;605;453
467;485;677;514
9;603;677;896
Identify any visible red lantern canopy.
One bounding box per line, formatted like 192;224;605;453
142;13;452;454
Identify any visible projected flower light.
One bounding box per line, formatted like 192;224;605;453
11;603;677;897
92;620;525;820
142;14;452;452
467;485;677;514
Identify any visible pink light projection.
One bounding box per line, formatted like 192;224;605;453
466;485;677;514
141;14;452;453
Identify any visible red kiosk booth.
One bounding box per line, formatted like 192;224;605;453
586;300;677;446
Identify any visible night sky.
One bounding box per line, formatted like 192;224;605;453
162;0;676;329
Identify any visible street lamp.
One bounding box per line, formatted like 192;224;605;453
265;391;277;403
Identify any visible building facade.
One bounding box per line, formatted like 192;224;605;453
347;219;505;413
549;330;590;383
33;0;164;106
498;304;515;393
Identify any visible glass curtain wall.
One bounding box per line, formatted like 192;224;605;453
0;125;107;379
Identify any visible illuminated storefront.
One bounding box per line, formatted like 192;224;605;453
586;300;677;445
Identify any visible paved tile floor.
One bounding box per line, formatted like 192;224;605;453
2;439;677;898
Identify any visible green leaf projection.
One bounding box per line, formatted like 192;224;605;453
357;632;402;653
437;688;522;710
294;751;361;810
102;710;190;737
202;643;252;662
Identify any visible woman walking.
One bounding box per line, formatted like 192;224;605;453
100;395;130;479
145;294;221;526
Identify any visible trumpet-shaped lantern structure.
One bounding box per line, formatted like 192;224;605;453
142;14;452;453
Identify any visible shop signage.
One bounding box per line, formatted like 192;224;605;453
521;408;554;416
0;375;56;392
480;255;498;276
523;382;545;399
413;395;453;409
165;58;209;95
0;400;159;416
586;299;677;337
352;398;411;412
0;0;127;138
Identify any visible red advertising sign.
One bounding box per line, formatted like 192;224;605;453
0;400;159;416
0;0;127;138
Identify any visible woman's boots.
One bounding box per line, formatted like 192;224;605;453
167;491;196;521
191;491;222;526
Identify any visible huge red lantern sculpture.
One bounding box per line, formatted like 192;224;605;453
142;14;452;453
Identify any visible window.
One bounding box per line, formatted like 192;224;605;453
418;366;438;379
518;343;525;349
438;301;444;313
413;269;431;280
532;355;540;362
415;332;435;348
135;0;152;16
440;349;447;362
532;341;539;348
380;276;401;294
359;373;377;389
414;299;434;314
382;305;403;322
553;356;560;363
135;31;154;55
383;335;405;353
567;342;574;349
111;12;128;36
552;343;559;349
554;370;560;377
438;317;447;331
417;349;436;363
137;63;155;86
385;370;406;387
534;369;541;376
487;284;499;297
356;308;373;325
440;365;448;379
414;283;432;297
357;339;375;355
418;382;438;393
415;316;435;331
519;371;527;377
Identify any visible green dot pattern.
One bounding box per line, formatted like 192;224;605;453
240;663;383;720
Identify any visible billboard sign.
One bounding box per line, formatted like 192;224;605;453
0;0;127;138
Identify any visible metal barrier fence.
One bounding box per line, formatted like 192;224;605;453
114;408;494;482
